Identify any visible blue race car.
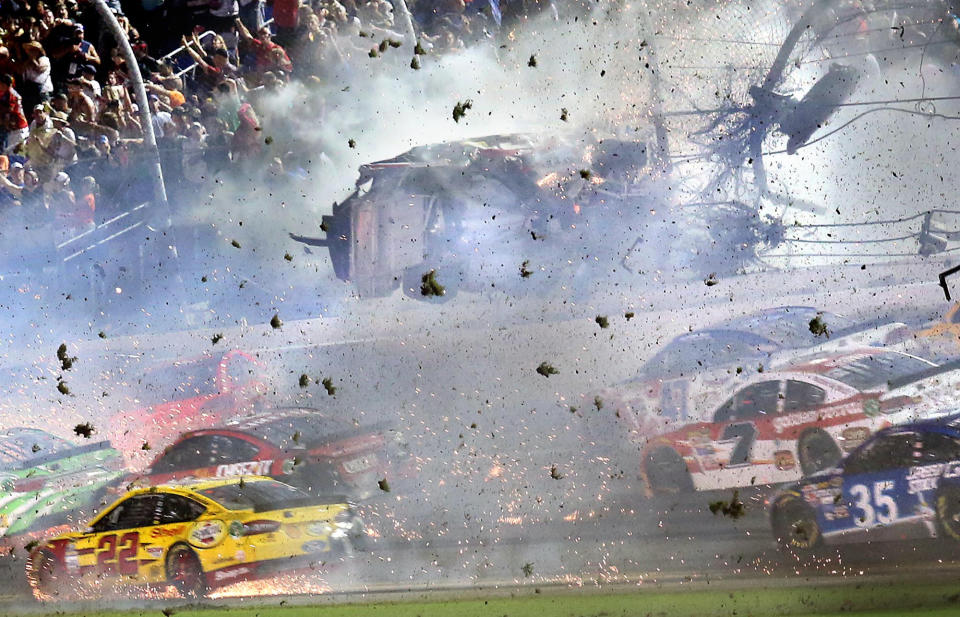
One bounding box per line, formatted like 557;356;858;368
770;415;960;553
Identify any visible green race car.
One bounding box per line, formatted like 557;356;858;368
0;428;124;548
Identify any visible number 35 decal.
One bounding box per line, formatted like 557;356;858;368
850;481;898;527
96;532;140;575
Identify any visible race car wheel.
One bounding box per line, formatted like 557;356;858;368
936;487;960;541
772;497;821;554
27;549;62;600
797;430;841;476
165;544;207;599
645;447;693;494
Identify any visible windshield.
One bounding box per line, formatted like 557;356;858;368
228;412;352;448
134;359;219;407
0;430;73;470
639;333;775;377
198;480;310;511
825;354;934;391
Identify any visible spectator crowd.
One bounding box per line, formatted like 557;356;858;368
0;0;570;237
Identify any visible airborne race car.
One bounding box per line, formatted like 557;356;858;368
771;416;960;553
290;134;779;302
27;477;366;600
642;349;960;494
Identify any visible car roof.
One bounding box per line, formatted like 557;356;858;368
784;348;924;373
133;475;277;496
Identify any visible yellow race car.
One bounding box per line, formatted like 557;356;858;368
26;476;366;600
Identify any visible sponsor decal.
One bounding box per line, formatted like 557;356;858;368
773;404;862;433
801;481;841;506
213;565;253;582
64;548;80;572
285;525;302;539
150;525;185;538
774;450;796;470
824;505;850;521
216;459;273;477
235;550;246;561
685;427;710;444
145;546;163;559
228;520;245;539
907;462;960;494
188;520;227;548
841;427;870;451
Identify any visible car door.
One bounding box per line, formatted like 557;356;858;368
75;494;163;584
134;493;209;584
833;431;925;543
710;380;783;488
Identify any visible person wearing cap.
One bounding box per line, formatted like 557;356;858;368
149;93;174;139
78;64;101;107
0;74;30;153
28;103;52;132
73;23;100;66
47;170;88;239
182;35;237;91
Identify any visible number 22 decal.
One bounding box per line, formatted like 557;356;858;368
850;481;898;527
96;531;140;575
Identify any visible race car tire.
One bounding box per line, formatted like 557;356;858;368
936;486;960;541
27;548;63;600
165;543;207;599
772;497;822;554
645;447;693;494
797;430;842;477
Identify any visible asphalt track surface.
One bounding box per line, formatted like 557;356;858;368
0;259;959;612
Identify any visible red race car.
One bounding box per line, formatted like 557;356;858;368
124;407;412;502
108;350;267;470
642;348;960;494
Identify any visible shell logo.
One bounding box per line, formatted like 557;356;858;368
188;520;227;548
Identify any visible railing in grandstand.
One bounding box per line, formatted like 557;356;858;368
159;30;217;80
159;18;275;80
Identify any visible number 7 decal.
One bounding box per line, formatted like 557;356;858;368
720;422;757;466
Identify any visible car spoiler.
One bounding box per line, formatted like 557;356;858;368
11;440;117;471
302;422;397;451
887;357;960;391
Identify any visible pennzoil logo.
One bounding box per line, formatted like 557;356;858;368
188;520;226;548
774;450;796;470
150;525;185;538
